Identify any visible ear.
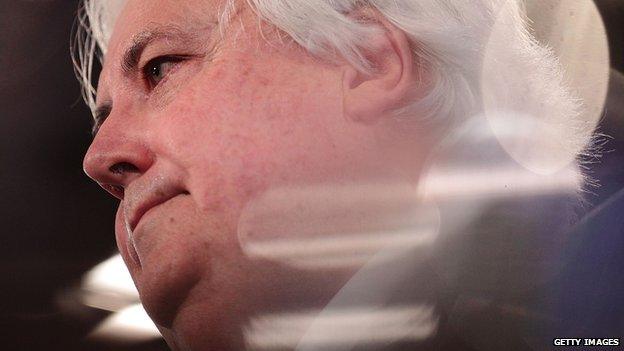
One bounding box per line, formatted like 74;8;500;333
342;12;419;123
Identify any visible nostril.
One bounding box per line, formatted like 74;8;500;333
109;162;139;175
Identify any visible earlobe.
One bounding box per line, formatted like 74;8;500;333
342;14;418;124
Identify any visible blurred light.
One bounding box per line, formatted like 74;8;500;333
238;183;440;269
89;304;162;342
242;227;438;269
80;256;161;342
419;166;581;202
239;165;579;270
526;0;609;131
481;0;608;174
245;304;437;350
81;254;139;312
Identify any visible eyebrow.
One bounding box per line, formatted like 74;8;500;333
120;25;192;75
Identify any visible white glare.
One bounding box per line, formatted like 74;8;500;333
81;254;139;311
245;304;437;350
89;304;162;342
238;183;440;270
419;166;581;202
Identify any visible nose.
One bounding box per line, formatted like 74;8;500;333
83;128;154;200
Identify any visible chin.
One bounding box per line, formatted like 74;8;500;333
111;196;213;327
135;248;205;328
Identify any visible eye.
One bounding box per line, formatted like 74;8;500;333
141;56;185;89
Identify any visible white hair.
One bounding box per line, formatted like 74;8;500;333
72;0;598;175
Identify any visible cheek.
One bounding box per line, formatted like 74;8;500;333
153;55;347;211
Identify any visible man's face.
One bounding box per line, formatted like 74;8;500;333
83;0;418;347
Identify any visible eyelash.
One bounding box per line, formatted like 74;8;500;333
140;55;186;90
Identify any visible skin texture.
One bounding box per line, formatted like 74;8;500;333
82;0;427;349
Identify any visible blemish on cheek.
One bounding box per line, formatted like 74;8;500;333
169;217;175;224
258;77;270;86
208;66;226;81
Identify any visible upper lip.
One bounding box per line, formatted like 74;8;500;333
124;179;187;233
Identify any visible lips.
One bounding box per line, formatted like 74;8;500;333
128;194;175;233
124;178;189;234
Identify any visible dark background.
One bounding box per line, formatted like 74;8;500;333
0;1;622;350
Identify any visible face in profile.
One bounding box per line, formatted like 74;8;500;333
82;0;427;349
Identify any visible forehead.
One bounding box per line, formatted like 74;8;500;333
98;0;226;97
109;0;224;44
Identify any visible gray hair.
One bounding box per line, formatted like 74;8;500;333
72;0;596;174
